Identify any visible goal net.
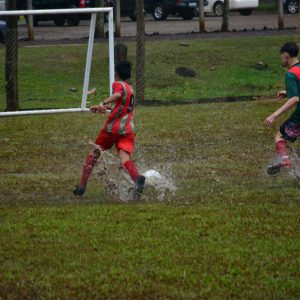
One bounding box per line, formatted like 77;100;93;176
0;7;114;117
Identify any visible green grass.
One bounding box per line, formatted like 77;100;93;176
0;34;299;110
0;100;300;298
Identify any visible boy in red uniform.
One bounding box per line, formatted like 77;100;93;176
73;61;145;196
265;42;300;174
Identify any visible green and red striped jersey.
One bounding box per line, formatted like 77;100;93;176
286;62;300;119
104;81;135;134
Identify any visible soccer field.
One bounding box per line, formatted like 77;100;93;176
0;101;299;298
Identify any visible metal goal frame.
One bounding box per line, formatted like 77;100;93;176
0;7;114;117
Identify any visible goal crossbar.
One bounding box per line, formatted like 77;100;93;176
0;7;113;16
0;7;115;117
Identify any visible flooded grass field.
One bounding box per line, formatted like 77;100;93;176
0;102;299;298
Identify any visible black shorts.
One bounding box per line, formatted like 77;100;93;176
280;115;300;142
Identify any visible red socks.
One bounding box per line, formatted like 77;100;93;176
123;160;139;182
80;156;140;188
276;140;289;160
80;140;290;188
80;153;98;188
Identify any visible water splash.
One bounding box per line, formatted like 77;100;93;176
290;146;300;181
266;146;300;181
91;143;177;202
141;168;177;201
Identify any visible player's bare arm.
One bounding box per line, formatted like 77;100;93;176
90;92;122;114
100;92;122;106
264;96;300;126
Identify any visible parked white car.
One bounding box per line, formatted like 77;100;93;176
204;0;259;16
0;0;5;11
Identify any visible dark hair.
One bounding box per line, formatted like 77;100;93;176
280;42;299;57
115;61;131;80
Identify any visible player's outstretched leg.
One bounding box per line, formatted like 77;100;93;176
73;148;101;196
119;150;145;194
267;134;292;175
123;160;145;193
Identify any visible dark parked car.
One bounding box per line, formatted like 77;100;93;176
0;20;6;43
284;0;299;13
107;0;197;21
16;0;94;26
145;0;197;20
105;0;138;21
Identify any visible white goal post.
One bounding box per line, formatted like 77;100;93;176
0;7;114;117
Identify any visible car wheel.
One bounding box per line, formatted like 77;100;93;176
286;0;299;13
180;9;194;20
213;1;224;16
67;16;80;26
54;17;66;26
239;9;253;16
152;2;168;21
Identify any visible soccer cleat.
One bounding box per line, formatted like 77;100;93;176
73;185;86;196
134;175;146;194
267;159;292;175
128;176;146;201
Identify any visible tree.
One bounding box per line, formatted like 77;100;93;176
5;0;19;111
221;0;229;32
198;0;205;33
94;0;104;38
277;0;284;30
115;0;121;37
115;44;128;64
26;0;34;41
135;0;145;102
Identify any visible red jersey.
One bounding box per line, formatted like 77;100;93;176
104;81;135;134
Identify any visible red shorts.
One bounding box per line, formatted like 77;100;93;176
95;130;135;154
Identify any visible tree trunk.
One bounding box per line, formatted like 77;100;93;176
115;0;121;37
135;0;145;102
115;44;128;64
277;0;284;30
94;0;104;38
221;0;229;32
26;0;34;41
198;0;205;33
5;0;19;111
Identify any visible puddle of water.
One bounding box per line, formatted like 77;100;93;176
91;143;177;202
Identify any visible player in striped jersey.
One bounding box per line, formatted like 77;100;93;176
73;61;145;196
265;42;300;174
